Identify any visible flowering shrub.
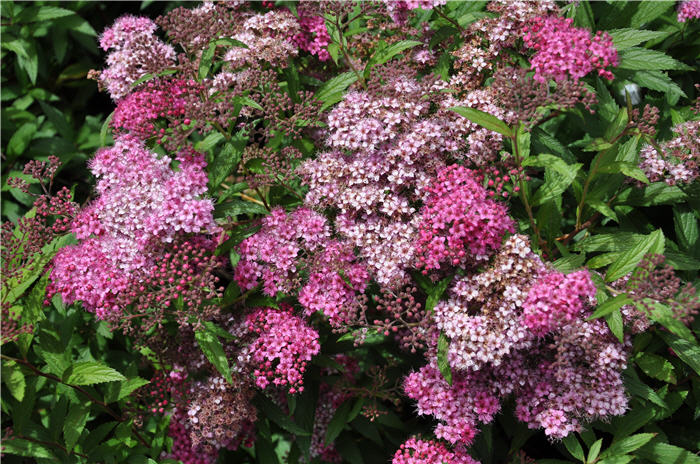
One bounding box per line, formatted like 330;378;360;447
2;2;699;464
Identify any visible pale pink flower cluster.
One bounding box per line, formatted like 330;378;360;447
392;437;479;464
98;15;176;100
522;16;618;83
244;306;320;393
48;135;218;319
416;165;514;271
300;73;506;287
223;10;300;68
408;235;628;441
235;208;369;326
638;120;700;185
293;14;331;61
678;0;700;22
384;0;447;24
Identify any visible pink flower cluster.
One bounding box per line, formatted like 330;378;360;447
235;208;368;326
522;16;618;82
407;235;628;441
97;15;176;100
111;79;199;140
678;0;700;22
293;14;331;61
384;0;447;24
48;135;218;319
392;438;478;464
521;270;596;336
223;10;300;68
244;306;320;393
416;165;514;271
638;120;700;185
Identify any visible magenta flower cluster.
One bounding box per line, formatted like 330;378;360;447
678;0;700;22
244;306;320;393
392;437;478;464
235;208;369;326
521;269;596;336
48;135;218;319
416;165;514;271
292;14;331;61
523;16;618;82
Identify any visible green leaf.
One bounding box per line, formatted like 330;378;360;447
553;253;586;273
608;29;670;50
587;200;618;223
7;121;37;158
425;276;452;312
130;68;177;88
364;40;422;77
605;309;624;343
106;377;150;403
562;433;585;462
0;439;55;459
38;100;74;140
325;399;353;445
214;199;268;218
673;206;699;252
618;48;692;71
199;42;217;80
635;353;676;384
645;300;695;342
657;332;700;377
194;328;232;384
629;1;673;28
316;72;358;110
600;433;656;459
605;229;664;282
451;106;513;137
64;402;90;452
610;405;656;440
64;361;127;385
437;332;453;386
588;438;603;463
635;441;700;464
631;71;687;97
598;161;649;184
256;395;311;436
208;136;245;189
27;5;76;22
588;294;632;320
623;371;667;408
1;360;26;401
256;435;280;464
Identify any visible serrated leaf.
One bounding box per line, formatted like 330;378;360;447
588;294;632;320
7;121;37;158
0;439;55;459
588;438;603;463
645;300;695;342
605;309;624;343
64;402;90;452
600;433;656;459
636;353;676;384
194;328;232;384
437;332;453;386
631;70;687;97
256;395;311;436
214;199;268;218
208;136;245;189
107;377;150;403
451;106;513;137
365;40;422;77
608;29;670;50
553;253;586;272
587;200;618;223
316;72;358;110
598;161;649;184
658;332;700;377
605;229;664;282
635;441;700;464
673;207;699;251
38;100;74;140
1;361;26;401
618;48;692;71
562;433;585;461
629;1;673;28
325;399;353;445
425;276;452;312
64;361;126;385
623;371;667;407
